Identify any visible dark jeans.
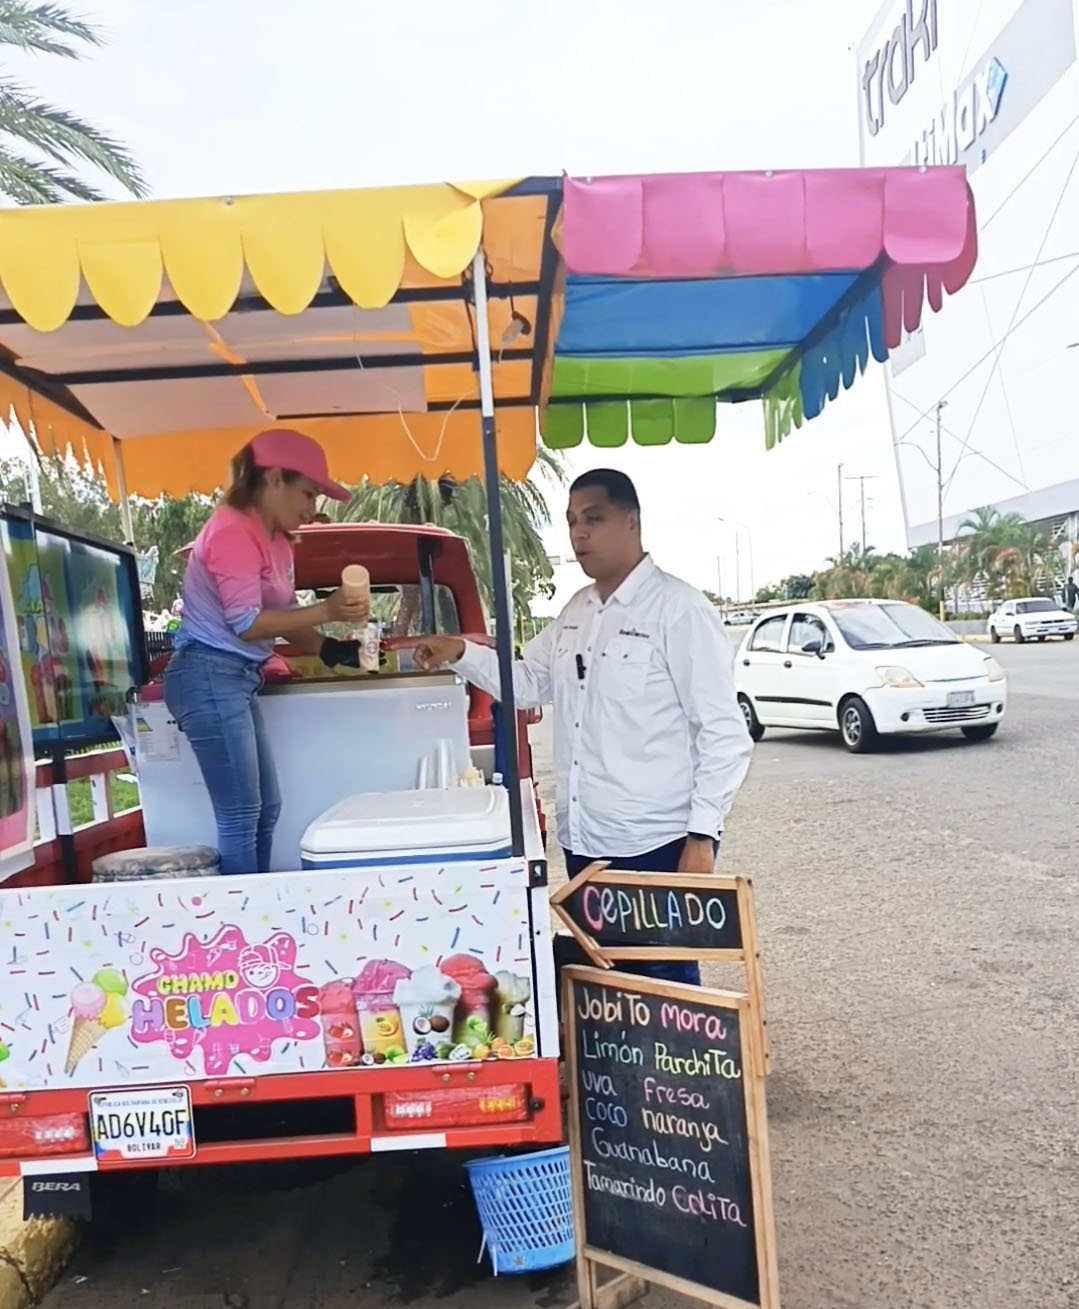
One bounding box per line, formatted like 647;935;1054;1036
163;644;281;876
562;836;719;987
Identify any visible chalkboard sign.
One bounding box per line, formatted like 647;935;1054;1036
553;868;770;1078
552;867;747;959
563;967;779;1309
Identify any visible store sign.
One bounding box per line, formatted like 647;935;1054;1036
913;56;1008;166
862;0;939;137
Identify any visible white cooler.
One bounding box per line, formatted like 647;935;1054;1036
300;785;513;870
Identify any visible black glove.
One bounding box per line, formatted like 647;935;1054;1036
319;637;361;669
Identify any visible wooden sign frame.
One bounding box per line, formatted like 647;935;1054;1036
552;865;771;1075
563;966;780;1309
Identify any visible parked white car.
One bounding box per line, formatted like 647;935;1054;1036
735;600;1007;753
987;598;1076;643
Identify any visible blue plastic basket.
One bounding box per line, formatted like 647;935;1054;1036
464;1146;575;1275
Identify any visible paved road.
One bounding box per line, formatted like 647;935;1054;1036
44;642;1079;1308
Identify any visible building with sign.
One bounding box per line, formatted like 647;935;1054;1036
858;0;1079;574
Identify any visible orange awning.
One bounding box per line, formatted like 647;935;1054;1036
0;179;556;497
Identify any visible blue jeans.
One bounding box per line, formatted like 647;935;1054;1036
562;836;720;987
163;644;281;875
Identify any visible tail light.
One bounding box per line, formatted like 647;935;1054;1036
0;1111;90;1159
382;1083;528;1130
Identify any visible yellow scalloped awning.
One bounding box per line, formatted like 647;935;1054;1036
0;178;550;495
0;180;519;330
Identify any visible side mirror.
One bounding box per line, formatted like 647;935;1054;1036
801;639;824;658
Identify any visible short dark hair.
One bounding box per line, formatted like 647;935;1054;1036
569;468;640;513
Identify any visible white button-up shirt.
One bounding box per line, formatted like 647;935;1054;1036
454;555;753;857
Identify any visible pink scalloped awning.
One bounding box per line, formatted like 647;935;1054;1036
561;168;978;350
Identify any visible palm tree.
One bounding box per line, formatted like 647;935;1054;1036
956;506;1021;601
993;523;1059;597
328;447;566;633
0;1;145;203
812;543;879;599
956;506;1059;602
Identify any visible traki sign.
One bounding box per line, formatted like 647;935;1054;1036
862;0;939;138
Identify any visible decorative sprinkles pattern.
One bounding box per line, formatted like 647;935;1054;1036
0;861;534;1090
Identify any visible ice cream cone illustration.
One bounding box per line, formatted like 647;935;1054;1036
65;969;128;1075
66;982;106;1074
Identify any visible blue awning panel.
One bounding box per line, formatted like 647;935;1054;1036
556;272;862;358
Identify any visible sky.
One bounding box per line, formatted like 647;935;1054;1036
5;0;906;606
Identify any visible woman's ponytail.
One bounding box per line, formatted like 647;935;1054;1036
225;443;262;509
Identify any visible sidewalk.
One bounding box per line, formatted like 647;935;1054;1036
0;1180;78;1309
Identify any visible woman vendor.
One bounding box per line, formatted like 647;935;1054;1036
164;428;369;875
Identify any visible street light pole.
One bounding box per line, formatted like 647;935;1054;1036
719;517;754;602
746;531;756;600
935;400;947;622
836;462;844;556
844;474;880;550
734;534;741;602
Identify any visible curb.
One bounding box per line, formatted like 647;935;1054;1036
0;1179;79;1309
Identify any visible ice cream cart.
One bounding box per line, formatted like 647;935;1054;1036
0;167;979;1190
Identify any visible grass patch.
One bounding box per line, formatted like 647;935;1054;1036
65;774;140;828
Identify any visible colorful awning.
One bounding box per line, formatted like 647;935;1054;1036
544;168;976;451
0;168;977;499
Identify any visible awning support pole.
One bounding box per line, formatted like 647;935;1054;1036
113;437;135;546
472;251;525;858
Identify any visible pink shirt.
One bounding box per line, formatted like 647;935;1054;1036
175;507;295;662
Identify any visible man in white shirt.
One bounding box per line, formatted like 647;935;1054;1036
403;469;753;985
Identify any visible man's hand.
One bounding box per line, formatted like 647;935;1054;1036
395;635;467;672
677;837;716;875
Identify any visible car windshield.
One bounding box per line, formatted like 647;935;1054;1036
830;603;959;650
1015;599;1056;614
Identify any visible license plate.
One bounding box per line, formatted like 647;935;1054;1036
947;690;975;708
89;1087;195;1162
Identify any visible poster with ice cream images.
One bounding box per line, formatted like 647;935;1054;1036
0;529;36;880
64;537;134;723
5;520;82;731
0;861;541;1091
2;512;144;746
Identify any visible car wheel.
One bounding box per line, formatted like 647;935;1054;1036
962;723;999;742
738;694;765;743
839;696;878;754
1065;633;1075;641
1013;625;1025;644
989;626;1001;644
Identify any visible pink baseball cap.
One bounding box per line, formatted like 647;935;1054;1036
249;428;350;502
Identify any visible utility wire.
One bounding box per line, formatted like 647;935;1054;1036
892;258;1079;447
891;390;1030;493
944;145;1079;498
979;111;1079;231
967;250;1079;285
